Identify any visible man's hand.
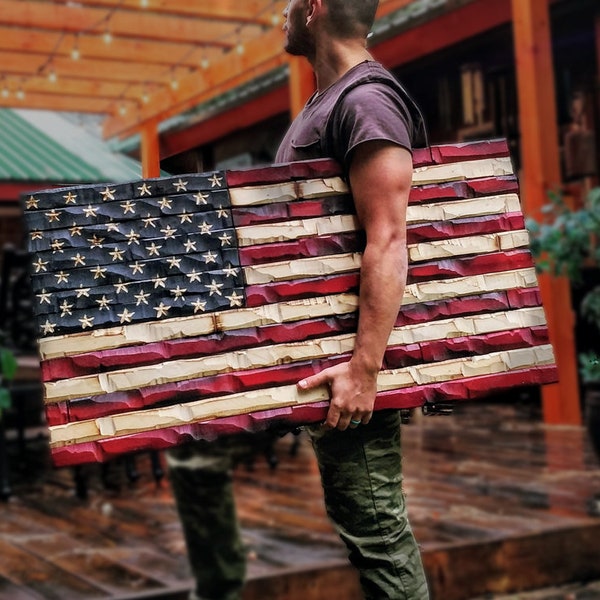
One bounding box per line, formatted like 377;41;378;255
297;359;378;430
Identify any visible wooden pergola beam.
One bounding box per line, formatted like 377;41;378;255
50;0;286;26
0;92;116;114
103;26;287;138
512;0;581;426
0;26;225;67
0;0;262;45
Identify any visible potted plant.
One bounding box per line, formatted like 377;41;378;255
526;186;600;514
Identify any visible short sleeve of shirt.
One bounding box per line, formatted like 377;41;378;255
330;82;413;170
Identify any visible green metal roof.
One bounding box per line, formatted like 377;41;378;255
0;109;149;183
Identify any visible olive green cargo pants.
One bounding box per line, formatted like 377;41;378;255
167;410;429;600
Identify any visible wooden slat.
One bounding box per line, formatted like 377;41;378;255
47;345;555;447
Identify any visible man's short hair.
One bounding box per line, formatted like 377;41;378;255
325;0;379;38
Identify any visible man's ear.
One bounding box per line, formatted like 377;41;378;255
306;0;322;26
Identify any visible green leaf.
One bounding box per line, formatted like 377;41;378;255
0;387;11;411
0;348;17;381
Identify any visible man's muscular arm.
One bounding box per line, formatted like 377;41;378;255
298;139;413;429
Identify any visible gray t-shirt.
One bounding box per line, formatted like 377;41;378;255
276;61;419;170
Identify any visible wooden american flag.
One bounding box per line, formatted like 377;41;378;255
21;139;557;467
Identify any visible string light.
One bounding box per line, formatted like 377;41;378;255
1;84;9;99
103;26;113;44
170;71;179;90
200;47;210;69
235;32;245;55
48;67;57;83
16;87;25;100
71;36;81;60
141;87;150;103
119;103;127;115
140;0;149;7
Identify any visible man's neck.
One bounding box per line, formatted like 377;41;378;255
310;38;373;92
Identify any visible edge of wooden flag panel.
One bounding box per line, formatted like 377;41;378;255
47;343;556;450
49;362;556;467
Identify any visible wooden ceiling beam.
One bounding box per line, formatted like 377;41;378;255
51;0;286;26
4;77;158;104
0;92;116;114
103;26;287;138
0;27;226;67
0;50;187;84
0;0;265;45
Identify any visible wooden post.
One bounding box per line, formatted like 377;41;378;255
512;0;582;425
140;119;161;178
288;56;315;119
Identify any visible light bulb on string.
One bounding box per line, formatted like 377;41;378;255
200;47;210;70
119;103;127;116
103;27;112;44
48;68;57;83
1;85;9;99
16;87;25;100
71;36;81;60
170;72;179;90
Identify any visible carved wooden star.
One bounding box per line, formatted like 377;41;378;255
226;291;243;307
75;285;91;298
41;320;57;335
146;242;162;257
26;196;39;209
100;186;116;201
207;279;223;296
50;239;65;253
134;290;151;306
33;258;49;272
109;248;126;261
186;269;202;283
96;295;113;310
209;173;223;188
46;209;61;223
71;253;86;267
82;205;99;218
174;178;188;192
138;182;152;196
130;261;145;275
79;314;95;329
52;272;70;286
183;239;197;253
113;279;130;294
192;299;207;313
194;191;209;205
36;289;52;305
59;300;73;317
121;200;136;215
90;266;108;280
118;308;135;324
63;191;78;205
153;302;171;317
55;271;70;284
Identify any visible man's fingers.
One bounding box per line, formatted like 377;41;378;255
297;370;329;391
